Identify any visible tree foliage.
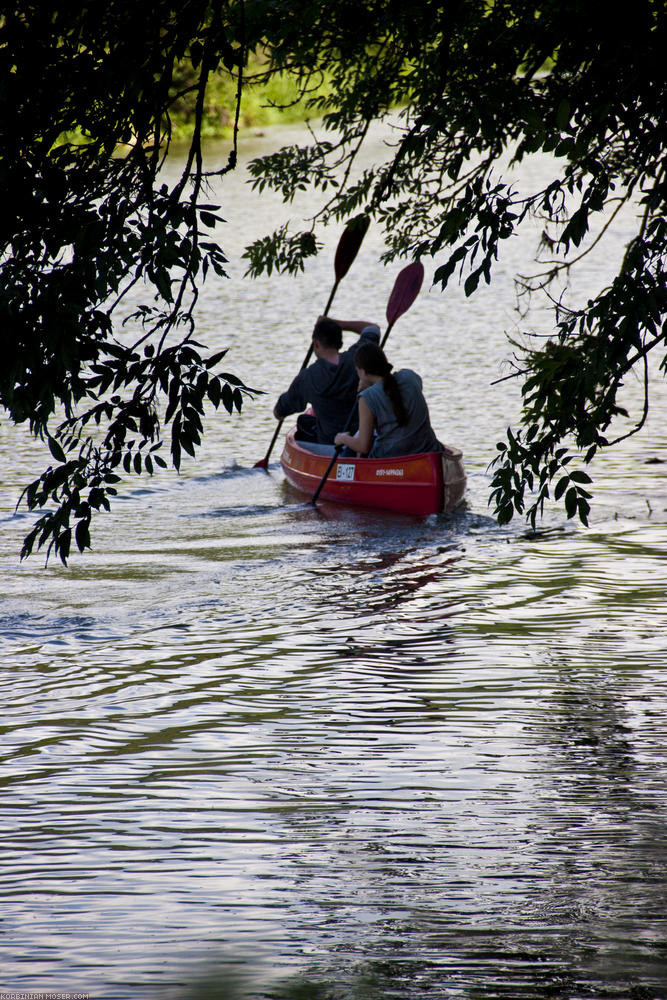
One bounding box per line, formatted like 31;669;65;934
244;0;667;527
0;2;257;563
2;1;666;562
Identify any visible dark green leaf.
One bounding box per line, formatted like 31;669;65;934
48;436;67;463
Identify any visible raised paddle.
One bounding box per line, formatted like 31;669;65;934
310;259;425;505
253;214;370;470
381;261;424;347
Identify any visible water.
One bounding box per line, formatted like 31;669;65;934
1;124;666;1000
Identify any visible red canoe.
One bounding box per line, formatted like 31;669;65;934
280;427;466;515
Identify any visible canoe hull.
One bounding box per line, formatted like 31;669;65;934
280;429;466;516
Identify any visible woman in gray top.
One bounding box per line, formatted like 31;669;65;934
334;343;444;458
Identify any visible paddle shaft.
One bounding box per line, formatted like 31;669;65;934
258;279;341;467
310;402;356;505
380;317;397;349
255;217;368;470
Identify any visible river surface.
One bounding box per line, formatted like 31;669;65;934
1;125;666;1000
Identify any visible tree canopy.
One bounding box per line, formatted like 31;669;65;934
1;1;256;563
246;0;666;528
1;1;665;561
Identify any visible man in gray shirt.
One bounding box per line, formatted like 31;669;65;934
273;316;380;444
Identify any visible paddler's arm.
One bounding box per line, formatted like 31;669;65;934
321;317;378;337
273;371;309;419
334;396;374;456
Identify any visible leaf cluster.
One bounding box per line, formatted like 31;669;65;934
19;339;259;564
242;0;667;526
1;2;261;562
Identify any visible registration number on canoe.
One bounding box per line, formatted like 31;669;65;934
335;463;355;481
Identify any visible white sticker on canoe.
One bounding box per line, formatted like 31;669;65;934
376;468;404;476
336;463;355;481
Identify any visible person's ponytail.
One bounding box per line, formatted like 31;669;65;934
355;343;408;426
382;370;408;426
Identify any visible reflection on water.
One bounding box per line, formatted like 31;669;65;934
1;127;667;999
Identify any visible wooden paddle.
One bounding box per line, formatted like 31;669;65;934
254;215;370;470
310;260;425;505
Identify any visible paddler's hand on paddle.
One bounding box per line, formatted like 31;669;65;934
333;428;366;457
334;397;374;456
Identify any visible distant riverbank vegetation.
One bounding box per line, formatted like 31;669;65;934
168;50;327;139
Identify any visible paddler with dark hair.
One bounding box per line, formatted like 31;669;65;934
334;342;444;458
273;316;380;444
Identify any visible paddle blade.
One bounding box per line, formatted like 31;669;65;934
386;261;425;326
334;214;370;282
